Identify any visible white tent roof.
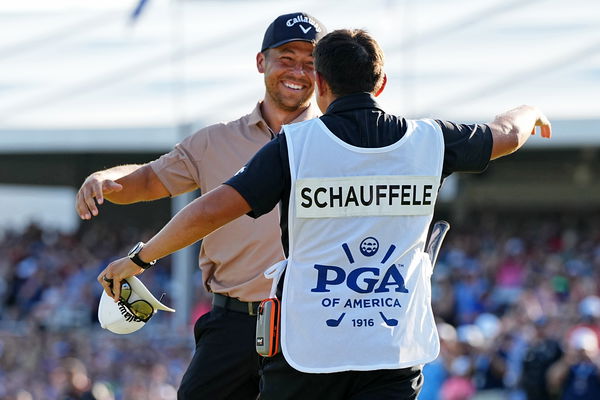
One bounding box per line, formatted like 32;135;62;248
1;0;599;151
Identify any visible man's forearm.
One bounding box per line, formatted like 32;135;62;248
104;164;168;204
86;164;143;204
77;161;172;219
488;105;551;160
93;164;143;182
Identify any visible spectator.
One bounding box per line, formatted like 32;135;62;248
548;327;600;400
520;317;563;399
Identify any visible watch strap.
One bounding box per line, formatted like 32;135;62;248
130;252;156;269
129;242;156;269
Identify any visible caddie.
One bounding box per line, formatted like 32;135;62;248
97;28;551;399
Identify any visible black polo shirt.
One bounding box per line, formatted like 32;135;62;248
227;93;493;255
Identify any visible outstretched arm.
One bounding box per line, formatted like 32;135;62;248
75;164;170;220
97;184;250;300
488;105;551;160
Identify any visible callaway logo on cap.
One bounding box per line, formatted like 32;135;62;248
98;276;175;334
261;12;327;52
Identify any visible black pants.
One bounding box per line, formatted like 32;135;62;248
178;306;260;400
260;353;423;400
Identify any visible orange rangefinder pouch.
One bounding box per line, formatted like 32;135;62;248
256;297;281;357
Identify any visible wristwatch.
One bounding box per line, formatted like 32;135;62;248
128;242;156;269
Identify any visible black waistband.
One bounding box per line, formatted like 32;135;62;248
212;293;260;316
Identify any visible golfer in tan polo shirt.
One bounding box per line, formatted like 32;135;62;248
75;12;326;400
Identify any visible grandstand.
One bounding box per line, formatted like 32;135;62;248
0;0;599;399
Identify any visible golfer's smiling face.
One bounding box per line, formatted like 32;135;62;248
258;41;315;112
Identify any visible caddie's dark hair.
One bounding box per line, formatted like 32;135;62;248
314;29;385;97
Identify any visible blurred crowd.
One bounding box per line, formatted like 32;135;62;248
423;213;600;400
0;223;206;400
1;212;599;399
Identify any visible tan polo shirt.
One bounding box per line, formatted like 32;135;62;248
150;102;320;301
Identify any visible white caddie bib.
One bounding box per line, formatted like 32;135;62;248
278;118;444;373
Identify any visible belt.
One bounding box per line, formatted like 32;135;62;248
212;293;259;316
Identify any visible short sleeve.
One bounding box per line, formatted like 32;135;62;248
149;128;208;196
436;120;493;178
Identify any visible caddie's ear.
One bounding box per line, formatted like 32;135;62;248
374;74;387;97
315;71;327;96
256;52;266;73
315;71;332;114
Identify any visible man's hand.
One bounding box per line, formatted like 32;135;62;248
532;111;552;138
490;105;552;160
97;257;145;301
76;173;123;220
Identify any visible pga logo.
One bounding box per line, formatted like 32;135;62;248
311;237;409;294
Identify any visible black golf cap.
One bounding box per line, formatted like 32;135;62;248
261;12;327;52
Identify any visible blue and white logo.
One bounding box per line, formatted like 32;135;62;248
360;237;379;257
311;238;410;328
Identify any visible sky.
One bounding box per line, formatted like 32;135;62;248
0;0;599;138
